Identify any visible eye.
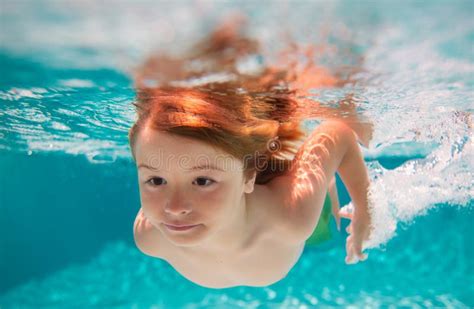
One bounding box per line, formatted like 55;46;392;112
146;177;167;186
193;177;216;187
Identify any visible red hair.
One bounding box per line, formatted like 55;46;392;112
129;17;344;184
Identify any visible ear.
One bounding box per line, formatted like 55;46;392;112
243;170;257;194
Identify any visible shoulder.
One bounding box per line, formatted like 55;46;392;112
133;208;167;259
249;182;311;246
254;121;353;244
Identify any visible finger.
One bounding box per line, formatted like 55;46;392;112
352;239;368;262
353;238;363;255
339;208;353;219
345;251;359;264
345;240;352;264
339;204;354;218
355;243;368;261
346;224;352;234
345;235;352;256
339;211;352;219
345;236;358;264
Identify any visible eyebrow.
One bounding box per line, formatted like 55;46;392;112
138;163;225;172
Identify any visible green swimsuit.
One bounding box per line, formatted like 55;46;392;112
304;193;333;246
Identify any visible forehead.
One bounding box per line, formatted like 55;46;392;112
135;127;242;171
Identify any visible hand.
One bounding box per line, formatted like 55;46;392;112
339;203;372;264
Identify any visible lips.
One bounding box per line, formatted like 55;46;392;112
165;222;197;227
164;223;199;231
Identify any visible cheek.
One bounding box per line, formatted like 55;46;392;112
204;187;228;206
203;184;240;213
141;190;157;206
203;180;241;204
138;188;164;218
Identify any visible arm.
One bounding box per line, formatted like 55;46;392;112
267;120;371;262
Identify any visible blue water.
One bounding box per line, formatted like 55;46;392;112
1;0;473;307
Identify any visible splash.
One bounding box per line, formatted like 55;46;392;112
347;112;473;250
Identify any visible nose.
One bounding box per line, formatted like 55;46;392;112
164;190;192;216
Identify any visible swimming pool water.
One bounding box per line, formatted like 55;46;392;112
1;0;473;307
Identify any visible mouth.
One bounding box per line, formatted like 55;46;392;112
163;223;200;231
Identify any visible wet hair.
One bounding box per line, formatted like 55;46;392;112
129;83;305;184
128;17;335;185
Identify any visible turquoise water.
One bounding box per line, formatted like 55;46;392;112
1;0;473;307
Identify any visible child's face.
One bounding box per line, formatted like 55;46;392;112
134;126;255;247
